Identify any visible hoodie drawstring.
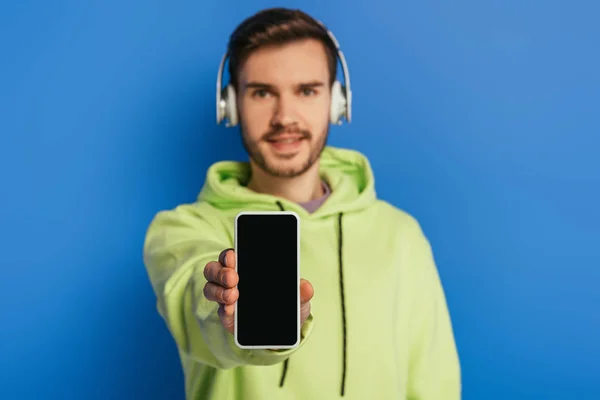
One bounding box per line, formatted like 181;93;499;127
337;212;347;396
275;201;348;397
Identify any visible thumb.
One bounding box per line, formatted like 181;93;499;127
300;279;314;304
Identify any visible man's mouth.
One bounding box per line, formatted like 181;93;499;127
265;134;307;152
266;135;305;143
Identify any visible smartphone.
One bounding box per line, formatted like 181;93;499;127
234;211;300;349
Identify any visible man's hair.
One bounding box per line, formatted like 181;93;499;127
227;8;338;90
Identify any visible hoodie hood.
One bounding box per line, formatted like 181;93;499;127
197;146;377;217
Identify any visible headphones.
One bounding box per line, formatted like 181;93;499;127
216;22;352;127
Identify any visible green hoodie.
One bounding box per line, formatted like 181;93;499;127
143;146;461;399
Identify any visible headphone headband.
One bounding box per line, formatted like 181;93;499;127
216;22;352;127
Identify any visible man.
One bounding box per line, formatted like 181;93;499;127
143;7;461;400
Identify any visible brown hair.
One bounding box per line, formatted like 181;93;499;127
227;8;338;90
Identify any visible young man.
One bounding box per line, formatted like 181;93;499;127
143;8;461;400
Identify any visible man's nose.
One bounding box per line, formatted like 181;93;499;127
270;94;297;127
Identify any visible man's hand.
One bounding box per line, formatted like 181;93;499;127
203;248;314;334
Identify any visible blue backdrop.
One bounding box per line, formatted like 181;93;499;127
1;1;599;399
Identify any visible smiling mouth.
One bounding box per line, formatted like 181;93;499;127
266;135;305;143
265;134;307;153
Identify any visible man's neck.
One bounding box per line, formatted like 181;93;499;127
247;162;324;204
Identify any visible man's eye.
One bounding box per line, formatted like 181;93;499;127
301;88;316;96
252;90;270;98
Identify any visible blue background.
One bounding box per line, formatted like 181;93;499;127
1;0;599;399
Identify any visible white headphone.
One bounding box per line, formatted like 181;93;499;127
216;23;352;127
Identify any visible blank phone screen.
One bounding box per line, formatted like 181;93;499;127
235;212;299;348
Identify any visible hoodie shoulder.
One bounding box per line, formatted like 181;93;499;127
145;200;233;241
373;200;427;237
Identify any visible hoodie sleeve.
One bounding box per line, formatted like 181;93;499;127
142;205;314;370
405;221;462;400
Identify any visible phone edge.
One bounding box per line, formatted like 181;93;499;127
233;210;301;350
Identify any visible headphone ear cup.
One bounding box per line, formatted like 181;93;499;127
217;88;226;124
330;80;346;125
225;84;238;127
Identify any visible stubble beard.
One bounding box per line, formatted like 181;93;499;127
240;126;329;178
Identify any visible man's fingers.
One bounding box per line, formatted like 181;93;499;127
203;260;238;288
218;248;236;269
300;279;314;304
218;304;235;334
203;282;239;304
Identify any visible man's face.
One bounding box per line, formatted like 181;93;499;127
236;39;331;178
